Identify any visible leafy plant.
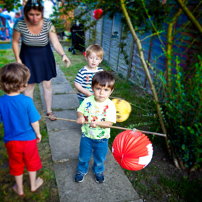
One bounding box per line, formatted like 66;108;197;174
163;55;202;168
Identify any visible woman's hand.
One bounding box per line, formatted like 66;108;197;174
16;58;22;64
62;54;71;68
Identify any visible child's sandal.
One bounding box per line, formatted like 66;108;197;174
46;112;57;121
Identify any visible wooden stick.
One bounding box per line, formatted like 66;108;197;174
68;91;123;100
44;116;166;137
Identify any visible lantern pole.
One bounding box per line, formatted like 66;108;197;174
44;116;166;137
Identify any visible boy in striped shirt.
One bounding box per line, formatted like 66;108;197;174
74;44;104;104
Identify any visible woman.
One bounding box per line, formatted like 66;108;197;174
12;0;71;121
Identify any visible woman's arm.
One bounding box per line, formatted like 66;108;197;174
12;29;22;63
49;25;71;68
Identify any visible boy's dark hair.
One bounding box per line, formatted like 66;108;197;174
24;0;44;20
92;71;115;90
0;62;30;94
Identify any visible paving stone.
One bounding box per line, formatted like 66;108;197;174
48;128;81;162
54;155;140;202
52;84;75;94
39;89;79;110
45;110;79;131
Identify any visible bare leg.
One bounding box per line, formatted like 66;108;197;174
28;171;43;192
13;174;24;196
23;83;36;99
42;80;53;113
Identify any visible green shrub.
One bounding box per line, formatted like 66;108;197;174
162;55;202;168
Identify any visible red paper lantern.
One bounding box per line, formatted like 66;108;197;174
93;9;103;20
112;130;153;171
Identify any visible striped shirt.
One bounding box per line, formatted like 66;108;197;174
74;66;103;101
13;17;52;47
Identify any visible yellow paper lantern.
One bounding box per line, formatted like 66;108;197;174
112;98;132;122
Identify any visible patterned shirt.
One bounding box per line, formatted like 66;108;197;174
77;95;116;139
74;66;103;101
13;17;52;46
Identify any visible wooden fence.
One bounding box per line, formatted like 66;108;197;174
83;7;201;91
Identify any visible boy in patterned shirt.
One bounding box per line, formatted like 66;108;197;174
74;71;116;183
74;44;104;104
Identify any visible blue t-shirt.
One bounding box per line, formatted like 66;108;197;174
0;94;41;143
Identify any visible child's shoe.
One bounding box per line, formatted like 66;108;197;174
95;172;105;183
74;172;86;183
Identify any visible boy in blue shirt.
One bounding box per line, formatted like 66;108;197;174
0;62;43;195
74;44;104;104
74;71;116;183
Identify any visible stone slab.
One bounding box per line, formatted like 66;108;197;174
49;128;81;162
56;65;65;75
54;155;141;202
52;94;79;109
39;90;79;110
52;75;68;84
45;110;80;131
52;84;75;94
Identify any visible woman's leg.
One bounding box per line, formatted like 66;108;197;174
23;83;36;99
42;80;53;113
13;174;24;195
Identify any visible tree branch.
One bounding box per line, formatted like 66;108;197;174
175;0;202;39
120;0;170;154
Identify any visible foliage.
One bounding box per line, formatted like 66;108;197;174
0;0;21;12
164;54;202;168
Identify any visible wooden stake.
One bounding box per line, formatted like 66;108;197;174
44;116;166;137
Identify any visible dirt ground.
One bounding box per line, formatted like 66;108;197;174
125;136;202;202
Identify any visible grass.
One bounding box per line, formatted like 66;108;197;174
0;50;59;201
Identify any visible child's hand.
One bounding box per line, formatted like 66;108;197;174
86;91;93;97
36;134;42;143
90;122;97;128
77;116;85;124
